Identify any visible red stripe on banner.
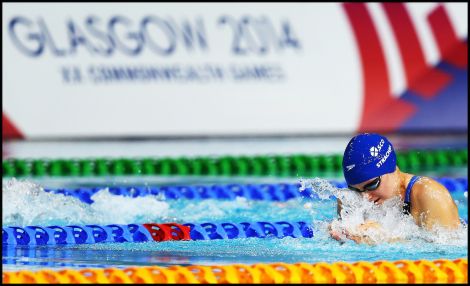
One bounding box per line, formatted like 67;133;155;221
2;113;24;139
428;4;468;69
382;3;451;98
342;3;391;126
343;3;415;132
381;3;428;87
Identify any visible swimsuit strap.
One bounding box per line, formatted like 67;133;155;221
405;175;421;204
403;175;421;214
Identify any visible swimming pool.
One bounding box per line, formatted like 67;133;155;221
2;135;468;282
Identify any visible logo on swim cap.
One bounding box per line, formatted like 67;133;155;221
370;147;379;157
346;164;355;171
342;133;397;186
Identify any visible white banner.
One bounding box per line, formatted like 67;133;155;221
3;3;467;138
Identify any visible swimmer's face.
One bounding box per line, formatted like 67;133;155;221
349;170;398;204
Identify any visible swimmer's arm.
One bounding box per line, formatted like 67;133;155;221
331;200;402;244
329;199;345;239
330;220;405;245
414;184;460;230
345;221;404;245
337;199;343;219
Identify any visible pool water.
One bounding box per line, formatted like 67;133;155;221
3;175;467;271
2;136;468;272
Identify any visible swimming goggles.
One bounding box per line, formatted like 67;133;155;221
348;176;382;192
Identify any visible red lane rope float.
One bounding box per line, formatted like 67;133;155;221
142;223;191;242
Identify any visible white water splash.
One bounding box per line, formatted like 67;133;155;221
299;177;342;200
2;178;170;226
3;178;90;226
89;189;170;224
301;177;468;246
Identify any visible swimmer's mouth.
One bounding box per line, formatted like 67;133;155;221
374;199;380;204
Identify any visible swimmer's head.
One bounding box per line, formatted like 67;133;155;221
342;133;397;186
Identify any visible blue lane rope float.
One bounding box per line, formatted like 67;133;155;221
44;183;316;204
43;177;468;204
2;223;172;246
2;221;314;246
184;221;313;240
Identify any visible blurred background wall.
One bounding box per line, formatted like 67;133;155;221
3;3;468;139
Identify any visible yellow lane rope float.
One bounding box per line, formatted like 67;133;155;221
2;258;467;284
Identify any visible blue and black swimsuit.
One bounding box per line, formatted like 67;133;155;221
403;175;421;215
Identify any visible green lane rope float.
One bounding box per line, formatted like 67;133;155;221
2;149;467;178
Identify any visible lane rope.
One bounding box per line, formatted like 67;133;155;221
3;148;467;177
42;177;468;204
2;258;467;283
2;221;314;245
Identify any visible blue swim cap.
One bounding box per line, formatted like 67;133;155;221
342;133;397;186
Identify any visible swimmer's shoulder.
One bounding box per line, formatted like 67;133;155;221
411;175;454;206
410;175;459;229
